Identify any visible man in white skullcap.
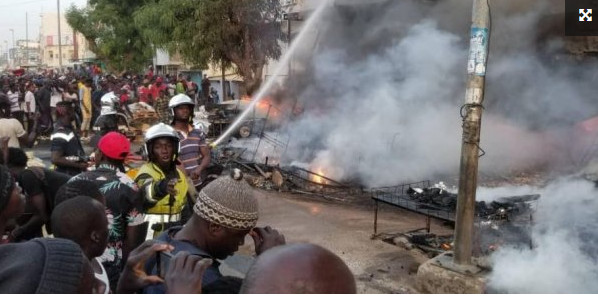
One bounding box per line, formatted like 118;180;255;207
143;168;285;294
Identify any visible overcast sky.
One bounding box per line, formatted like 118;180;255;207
0;0;87;51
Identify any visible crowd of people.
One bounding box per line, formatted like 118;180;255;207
0;67;356;294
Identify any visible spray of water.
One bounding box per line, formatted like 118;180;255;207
211;0;330;147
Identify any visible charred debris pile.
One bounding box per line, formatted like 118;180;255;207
372;182;540;257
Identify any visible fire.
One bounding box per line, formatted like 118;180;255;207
311;168;326;184
240;95;279;118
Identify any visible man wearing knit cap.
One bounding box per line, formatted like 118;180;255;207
0;164;26;243
0;238;96;293
70;131;146;292
143;169;286;294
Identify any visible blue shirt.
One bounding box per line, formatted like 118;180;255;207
143;226;222;294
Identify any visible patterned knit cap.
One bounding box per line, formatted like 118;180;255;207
194;169;258;230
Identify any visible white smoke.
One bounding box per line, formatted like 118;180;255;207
277;0;598;187
487;178;598;293
285;20;465;185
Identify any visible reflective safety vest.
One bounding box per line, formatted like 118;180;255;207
135;163;188;215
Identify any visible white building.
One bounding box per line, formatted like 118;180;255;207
39;12;93;68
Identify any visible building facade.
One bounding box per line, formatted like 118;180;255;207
39;12;93;69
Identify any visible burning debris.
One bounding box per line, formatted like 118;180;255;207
373;181;539;223
372;181;539;257
406;185;539;220
214;145;364;200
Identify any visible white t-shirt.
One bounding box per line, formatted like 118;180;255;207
24;91;36;113
0;118;27;148
50;88;63;108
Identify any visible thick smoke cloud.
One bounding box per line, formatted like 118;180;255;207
275;0;598;186
485;178;598;293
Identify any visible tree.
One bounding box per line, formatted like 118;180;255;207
134;0;284;95
66;0;154;73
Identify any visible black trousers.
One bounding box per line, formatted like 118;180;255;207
11;111;24;127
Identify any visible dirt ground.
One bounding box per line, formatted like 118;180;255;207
231;189;454;294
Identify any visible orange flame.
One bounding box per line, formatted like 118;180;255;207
311;168;326;184
241;95;280;118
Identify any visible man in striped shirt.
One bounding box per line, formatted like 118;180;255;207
169;94;211;190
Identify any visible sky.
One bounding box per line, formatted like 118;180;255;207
0;0;87;51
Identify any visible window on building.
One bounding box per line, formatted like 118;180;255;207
49;51;53;59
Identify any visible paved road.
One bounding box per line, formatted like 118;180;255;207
227;189;453;293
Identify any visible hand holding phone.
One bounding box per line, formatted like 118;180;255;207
115;240;173;294
156;251;173;279
164;251;213;294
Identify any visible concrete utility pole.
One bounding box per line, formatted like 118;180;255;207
9;29;14;66
57;0;63;69
287;17;291;80
26;12;28;67
453;0;491;266
221;60;226;102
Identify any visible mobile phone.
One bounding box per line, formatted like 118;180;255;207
156;251;173;279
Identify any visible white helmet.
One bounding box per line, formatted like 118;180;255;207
144;123;180;159
168;94;194;109
100;92;118;115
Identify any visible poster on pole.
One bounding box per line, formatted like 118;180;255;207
467;27;489;76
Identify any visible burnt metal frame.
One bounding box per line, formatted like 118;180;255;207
371;180;458;236
279;166;363;200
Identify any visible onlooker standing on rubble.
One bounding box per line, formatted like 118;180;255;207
50;101;88;176
150;77;167;101
138;79;151;104
69;131;146;292
134;123;189;238
143;169;286;293
169;94;212;191
154;90;170;125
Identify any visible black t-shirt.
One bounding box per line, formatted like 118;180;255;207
16;167;71;238
50;125;86;176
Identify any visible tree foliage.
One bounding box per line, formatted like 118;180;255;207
134;0;284;95
66;0;154;73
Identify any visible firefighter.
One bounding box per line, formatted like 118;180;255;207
134;123;189;238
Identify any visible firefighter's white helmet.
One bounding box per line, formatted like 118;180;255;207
144;123;179;144
144;123;180;158
168;94;194;109
100;92;119;115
